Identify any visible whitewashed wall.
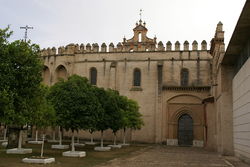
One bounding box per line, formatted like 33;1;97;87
233;57;250;161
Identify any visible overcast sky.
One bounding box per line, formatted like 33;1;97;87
0;0;246;50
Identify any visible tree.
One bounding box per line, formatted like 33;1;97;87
29;84;56;157
48;75;102;152
0;27;43;149
92;87;110;148
30;85;56;142
84;86;104;144
106;89;124;146
121;97;144;145
0;27;14;128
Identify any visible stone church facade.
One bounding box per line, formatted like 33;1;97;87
41;19;230;153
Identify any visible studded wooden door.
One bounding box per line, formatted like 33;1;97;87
178;114;193;146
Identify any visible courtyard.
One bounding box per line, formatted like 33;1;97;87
0;143;248;167
95;145;249;167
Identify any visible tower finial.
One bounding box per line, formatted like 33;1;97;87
139;9;143;24
139;9;142;20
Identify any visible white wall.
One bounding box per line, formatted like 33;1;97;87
233;57;250;161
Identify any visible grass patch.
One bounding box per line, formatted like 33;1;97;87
0;141;146;167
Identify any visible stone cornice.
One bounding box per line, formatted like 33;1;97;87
162;86;210;91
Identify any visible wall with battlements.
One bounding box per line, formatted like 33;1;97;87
41;20;213;145
40;40;208;56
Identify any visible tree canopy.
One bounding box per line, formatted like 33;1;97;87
0;26;43;127
91;86;110;132
30;85;56;129
106;89;125;134
48;75;103;132
120;96;144;131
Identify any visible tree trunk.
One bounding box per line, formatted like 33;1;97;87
40;134;45;157
52;130;56;141
59;126;62;145
123;128;126;144
18;130;22;149
35;130;38;141
6;127;19;149
90;132;93;143
3;126;7;141
114;133;117;145
77;136;79;144
71;131;75;152
101;131;103;148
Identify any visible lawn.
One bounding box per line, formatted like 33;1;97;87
0;141;146;167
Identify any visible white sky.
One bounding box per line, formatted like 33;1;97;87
0;0;246;50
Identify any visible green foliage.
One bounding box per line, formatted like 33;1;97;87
106;89;125;134
30;85;56;129
0;26;43;127
92;87;143;133
48;75;102;132
0;89;14;124
0;26;12;46
91;87;109;132
121;97;144;130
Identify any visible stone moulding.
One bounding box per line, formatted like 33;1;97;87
162;86;210;91
72;59;211;64
130;87;143;91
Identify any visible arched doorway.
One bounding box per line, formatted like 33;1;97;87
178;114;193;146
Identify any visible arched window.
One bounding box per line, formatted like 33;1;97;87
138;33;142;42
55;65;67;82
42;66;50;85
133;68;141;86
90;67;97;85
180;68;189;86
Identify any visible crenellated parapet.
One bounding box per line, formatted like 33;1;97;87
40;18;209;57
40;40;209;57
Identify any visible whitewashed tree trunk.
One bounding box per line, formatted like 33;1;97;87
100;131;103;148
41;134;45;157
59;126;62;145
18;130;22;149
123;128;126;144
71;131;75;152
3;126;7;141
35;130;38;141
